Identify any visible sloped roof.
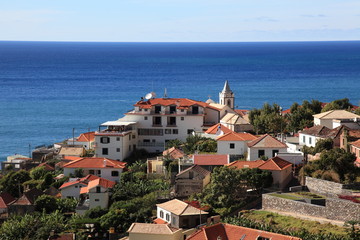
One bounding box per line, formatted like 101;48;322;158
87;178;116;190
59;146;84;157
38;162;55;171
205;123;232;135
127;223;180;234
77;131;95;142
10;188;44;205
63;158;126;169
0;192;15;209
301;125;343;139
157;199;208;216
193;154;229;166
153;218;168;224
351;139;360;148
176;164;210;178
227;160;265;169
234;109;249;117
221;113;250;125
217;131;257;141
163;147;185;159
247;134;287;148
313;110;360;120
59;180;87;190
187;223;302;240
259;156;292;171
134;98;220;111
59;174;100;189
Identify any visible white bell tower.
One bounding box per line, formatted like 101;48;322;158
219;80;235;109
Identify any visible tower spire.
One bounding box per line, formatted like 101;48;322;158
219;80;235;109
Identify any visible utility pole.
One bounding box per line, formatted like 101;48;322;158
72;128;75;146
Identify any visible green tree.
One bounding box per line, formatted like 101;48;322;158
30;166;47;180
57;197;78;213
0;170;31;197
322;98;353;112
35;195;58;213
249;103;286;134
313;138;333;153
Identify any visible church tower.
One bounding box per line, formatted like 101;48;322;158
219;80;235;109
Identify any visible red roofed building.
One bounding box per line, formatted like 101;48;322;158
187;223;302;240
350;139;360;167
0;192;15;215
76;177;116;215
247;134;287;161
228;156;293;189
193;154;230;172
205;123;233;137
217;131;257;157
8;188;44;215
94;82;237;159
63;158;126;182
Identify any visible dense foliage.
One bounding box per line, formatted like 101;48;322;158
286;100;322;132
322;98;354;112
249;103;285;134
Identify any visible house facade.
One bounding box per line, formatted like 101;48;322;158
175;165;210;198
299;125;342;148
127;223;185;240
313;110;360;129
63;158;126;182
247;134;287;161
217;131;257;157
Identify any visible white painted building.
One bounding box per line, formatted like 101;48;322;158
247;134;288;161
216;131;257;156
313;110;360;129
63;157;126;182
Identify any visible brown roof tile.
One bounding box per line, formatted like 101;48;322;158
247;134;287;148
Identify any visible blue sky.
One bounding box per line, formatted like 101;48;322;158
1;0;360;42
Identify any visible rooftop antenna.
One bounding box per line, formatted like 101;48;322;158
164;88;168;98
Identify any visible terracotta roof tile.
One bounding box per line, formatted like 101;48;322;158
259;156;292;171
134;98;220;111
313;110;360;120
87;178;116;190
153;218;168;224
77;131;95;142
0;193;15;209
156;199;208;216
217;131;257;141
205;123;232;135
227;160;265;169
127;223;180;234
351;139;360;148
247;134;287;148
187;223;302;240
193;154;229;166
163;147;185;159
63;158;126;169
10;188;44;205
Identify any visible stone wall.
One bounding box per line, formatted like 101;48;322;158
305;177;353;197
262;194;326;219
262;193;360;222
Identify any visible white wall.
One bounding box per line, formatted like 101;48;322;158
247;147;287;161
298;133;317;147
61;184;84;199
157;207;172;224
217;141;247;155
63;167;123;182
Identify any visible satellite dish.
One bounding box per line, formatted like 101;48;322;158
150;92;156;98
145;93;153;100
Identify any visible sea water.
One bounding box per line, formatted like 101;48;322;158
1;41;360;160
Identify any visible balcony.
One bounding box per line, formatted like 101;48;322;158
138;142;165;148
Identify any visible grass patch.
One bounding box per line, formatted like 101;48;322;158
269;193;302;200
290;192;325;199
243;210;348;237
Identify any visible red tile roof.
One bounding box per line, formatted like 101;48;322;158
59;180;87;190
351;139;360;148
0;193;15;209
217;131;257;141
153;218;168;224
163;147;185;159
63;158;126;169
187;223;302;240
10;188;44;206
205;123;232;135
259;156;292;171
134;98;220;111
59;174;100;189
62;156;83;161
234;109;249;117
227;160;265;169
77;131;95;142
87;178;116;190
247;134;287;148
193;154;229;166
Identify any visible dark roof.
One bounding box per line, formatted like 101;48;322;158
0;192;16;209
176;165;210;178
10;188;44;206
300;125;342;138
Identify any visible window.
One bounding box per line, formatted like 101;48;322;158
170;105;176;114
189;171;194;179
272;150;279;157
116;137;120;141
172;217;176;225
129;135;131;140
258;149;265;158
75;185;78;188
303;136;305;143
96;186;101;193
153;116;162;126
165;129;171;134
100;137;110;144
167;117;176;126
172;129;178;134
257;237;270;240
192;106;199;114
143;139;150;142
138;128;164;136
160;210;164;218
181;117;184;121
155;105;161;114
187;129;193;134
132;135;135;139
97;170;101;175
111;171;119;177
95;199;100;202
181;109;184;112
116;148;120;152
166;213;170;221
230;143;235;149
89;170;95;174
133;144;136;150
102;148;108;155
129;145;132;151
309;137;312;145
144;116;148;120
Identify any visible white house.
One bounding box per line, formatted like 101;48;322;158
94;81;239;156
299;125;342;147
216;131;257;156
59;174;99;199
63;157;126;182
67;132;96;150
313;110;360;129
247;134;287;161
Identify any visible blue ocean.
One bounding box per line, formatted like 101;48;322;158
1;41;360;160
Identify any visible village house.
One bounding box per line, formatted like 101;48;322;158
349;139;360;167
216;131;257;158
156;199;208;229
62;157;126;182
220;112;254;132
127;223;188;240
67;131;96;150
228;156;293;189
175;165;210;198
186;223;302;240
59;174;100;199
192;154;230;172
58;145;86;158
313;109;360;129
202;123;232;139
76;177;116;215
247;134;288;161
298;125;342;148
340;128;360;149
0;192;15;218
8;188;44;216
